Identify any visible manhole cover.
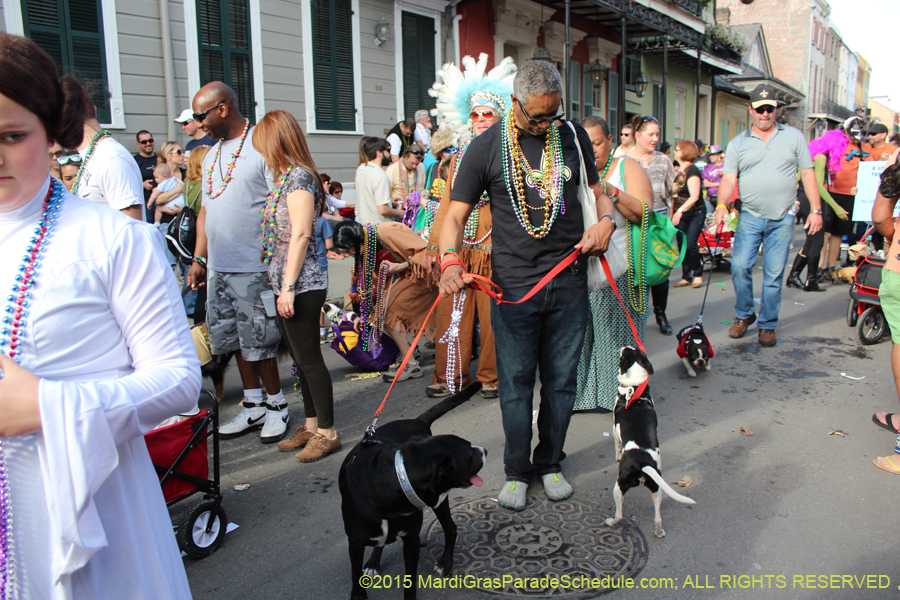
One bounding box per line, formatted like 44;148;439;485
421;496;648;598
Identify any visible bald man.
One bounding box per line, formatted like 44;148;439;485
185;82;289;444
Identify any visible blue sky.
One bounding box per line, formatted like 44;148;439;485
828;0;898;110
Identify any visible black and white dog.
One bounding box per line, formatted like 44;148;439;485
676;323;714;378
607;347;696;538
339;383;486;600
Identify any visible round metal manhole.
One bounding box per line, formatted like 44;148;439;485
421;496;648;598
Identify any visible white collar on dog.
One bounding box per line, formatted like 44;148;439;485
394;450;429;509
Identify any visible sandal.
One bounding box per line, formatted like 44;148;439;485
873;455;900;475
426;384;451;398
673;280;692;288
871;413;900;434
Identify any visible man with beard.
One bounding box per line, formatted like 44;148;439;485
438;60;616;511
714;84;822;347
185;82;289;444
356;136;402;224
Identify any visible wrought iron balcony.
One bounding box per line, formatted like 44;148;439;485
669;0;703;19
824;99;853;122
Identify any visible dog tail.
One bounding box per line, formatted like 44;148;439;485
642;466;696;504
416;382;482;426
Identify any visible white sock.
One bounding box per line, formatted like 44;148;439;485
243;388;263;406
267;390;286;407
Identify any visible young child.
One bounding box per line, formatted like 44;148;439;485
149;163;184;224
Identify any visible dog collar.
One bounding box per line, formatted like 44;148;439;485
623;378;649;409
394;450;429;510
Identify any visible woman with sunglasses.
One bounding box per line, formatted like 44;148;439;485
626;114;676;334
0;33;200;598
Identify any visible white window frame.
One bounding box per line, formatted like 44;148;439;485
5;0;126;129
184;0;266;123
299;0;365;135
394;0;442;121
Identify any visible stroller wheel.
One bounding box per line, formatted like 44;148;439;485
858;307;886;346
177;500;228;558
847;299;858;327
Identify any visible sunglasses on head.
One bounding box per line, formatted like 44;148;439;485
754;105;776;114
167;149;184;155
409;151;425;158
193;102;225;123
470;110;498;121
138;138;154;144
57;154;83;166
518;100;565;126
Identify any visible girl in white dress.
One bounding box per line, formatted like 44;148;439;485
0;33;200;599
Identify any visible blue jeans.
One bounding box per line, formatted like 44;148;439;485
731;211;795;330
490;263;589;483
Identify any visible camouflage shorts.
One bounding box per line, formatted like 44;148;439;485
207;270;281;361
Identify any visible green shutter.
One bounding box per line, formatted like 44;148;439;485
197;0;255;122
312;0;356;130
23;0;111;123
401;11;435;120
720;119;730;149
582;63;593;118
608;70;618;140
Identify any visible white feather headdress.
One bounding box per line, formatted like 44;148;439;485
429;53;517;146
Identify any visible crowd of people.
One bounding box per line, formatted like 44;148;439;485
4;24;900;596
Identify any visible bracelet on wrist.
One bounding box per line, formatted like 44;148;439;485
716;204;727;210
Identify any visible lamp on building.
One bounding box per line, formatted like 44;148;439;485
530;44;553;62
375;16;391;47
634;72;648;98
589;58;608;88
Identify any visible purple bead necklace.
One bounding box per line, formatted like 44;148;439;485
0;178;66;599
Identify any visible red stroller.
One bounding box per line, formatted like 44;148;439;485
848;255;887;345
145;390;227;558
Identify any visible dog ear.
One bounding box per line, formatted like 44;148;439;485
637;351;654;376
430;455;456;488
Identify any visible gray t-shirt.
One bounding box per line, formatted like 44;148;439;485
202;126;273;272
724;123;813;220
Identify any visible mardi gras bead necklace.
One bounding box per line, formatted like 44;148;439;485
501;113;565;239
206;119;250;200
71;129;110;195
399;161;418;200
626;197;649;317
438;290;466;393
0;178;66;599
451;140;492;246
260;166;293;264
357;224;390;352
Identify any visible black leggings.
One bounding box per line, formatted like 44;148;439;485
276;289;335;429
676;207;708;280
798;189;833;265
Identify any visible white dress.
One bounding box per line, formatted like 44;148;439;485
0;177;201;599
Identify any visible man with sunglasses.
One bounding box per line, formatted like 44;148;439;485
438;59;616;511
714;84;822;348
175;108;214;157
612;124;634;158
133;130;158;222
385;143;426;211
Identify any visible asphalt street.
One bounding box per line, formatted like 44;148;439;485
178;229;900;600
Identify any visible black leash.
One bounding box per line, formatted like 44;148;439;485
696;221;725;325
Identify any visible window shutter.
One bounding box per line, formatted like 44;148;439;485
401;11;435;120
312;0;356;130
23;0;111;123
581;63;593;119
608;70;618;140
197;0;255;122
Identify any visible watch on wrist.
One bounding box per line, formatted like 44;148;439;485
810;209;823;215
598;213;617;231
608;185;620;201
282;283;296;292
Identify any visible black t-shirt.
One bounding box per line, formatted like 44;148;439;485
186;136;214;153
133;152;157;199
675;164;703;212
450;120;599;289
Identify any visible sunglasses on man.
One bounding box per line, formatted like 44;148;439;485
754;105;776;114
518;100;565;126
56;154;83;166
138;138;154;145
193;102;225;123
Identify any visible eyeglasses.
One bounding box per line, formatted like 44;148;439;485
470;110;498;121
56;154;83;166
754;105;776;114
444;147;459;155
167;149;184;155
517;100;565;126
193;102;224;123
138;138;154;145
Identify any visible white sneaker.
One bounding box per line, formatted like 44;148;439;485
260;403;290;443
219;400;266;439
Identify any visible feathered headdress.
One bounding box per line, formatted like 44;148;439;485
429;53;517;145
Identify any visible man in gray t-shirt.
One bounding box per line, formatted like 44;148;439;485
714;84;823;348
186;82;289;445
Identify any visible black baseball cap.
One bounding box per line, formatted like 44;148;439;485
869;123;889;135
750;84;777;109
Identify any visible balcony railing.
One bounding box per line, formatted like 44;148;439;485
670;0;703;18
824;100;853;121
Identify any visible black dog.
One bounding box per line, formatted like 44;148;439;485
607;347;695;538
339;383;486;600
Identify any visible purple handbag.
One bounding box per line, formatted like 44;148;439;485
330;322;399;372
